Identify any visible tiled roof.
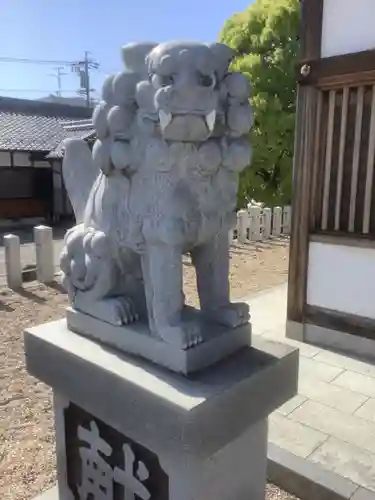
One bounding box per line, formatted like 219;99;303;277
0;97;94;152
47;126;96;158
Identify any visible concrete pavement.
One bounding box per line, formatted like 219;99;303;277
246;284;375;498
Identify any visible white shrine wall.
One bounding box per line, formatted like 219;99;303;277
306;241;375;319
321;0;375;58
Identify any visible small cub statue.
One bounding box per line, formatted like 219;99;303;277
60;41;253;351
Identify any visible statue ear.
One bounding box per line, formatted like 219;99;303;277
121;42;158;75
207;42;236;77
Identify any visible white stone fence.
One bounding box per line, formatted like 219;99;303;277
3;225;55;289
2;207;291;288
229;205;291;244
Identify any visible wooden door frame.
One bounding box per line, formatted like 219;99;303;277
288;0;375;326
287;0;324;323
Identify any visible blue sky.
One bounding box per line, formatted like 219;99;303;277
0;0;252;101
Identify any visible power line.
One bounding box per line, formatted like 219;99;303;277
94;67;118;75
0;56;77;65
0;89;83;93
0;51;100;107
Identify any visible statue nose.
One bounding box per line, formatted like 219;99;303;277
176;72;197;88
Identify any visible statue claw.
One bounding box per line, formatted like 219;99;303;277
155;321;203;350
74;295;139;327
205;302;250;328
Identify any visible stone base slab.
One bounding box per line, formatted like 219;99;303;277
35;420;267;500
24;319;298;457
66;306;252;374
34;443;375;500
24;320;298;500
54;393;269;500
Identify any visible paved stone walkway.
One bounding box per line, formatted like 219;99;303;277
247;284;375;495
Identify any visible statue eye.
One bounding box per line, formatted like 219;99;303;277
198;72;214;88
160;74;174;86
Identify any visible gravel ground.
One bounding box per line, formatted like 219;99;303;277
0;239;298;500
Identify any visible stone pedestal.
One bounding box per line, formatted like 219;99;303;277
25;319;298;500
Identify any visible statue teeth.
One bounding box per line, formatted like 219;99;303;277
205;110;216;131
159;110;172;129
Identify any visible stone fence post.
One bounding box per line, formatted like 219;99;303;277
273;207;282;237
4;234;22;289
34;225;54;284
237;210;249;244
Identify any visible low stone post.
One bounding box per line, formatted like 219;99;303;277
228;229;234;246
237;209;248;243
263;208;272;239
283;206;292;234
4;234;22;289
249;206;261;241
34;225;54;284
273;206;282;237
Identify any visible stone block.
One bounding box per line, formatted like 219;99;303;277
290;400;375;455
333;371;375;399
315;349;375;378
310;437;375;493
269;413;328;458
298;377;368;414
299;357;344;383
268;443;359;500
66;306;252;375
355;398;375;423
24;320;299;500
261;329;321;358
275;394;307;416
313;350;375;379
352;487;375;500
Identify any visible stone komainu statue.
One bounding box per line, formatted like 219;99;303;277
60;41;253;349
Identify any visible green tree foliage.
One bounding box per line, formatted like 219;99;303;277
220;0;300;207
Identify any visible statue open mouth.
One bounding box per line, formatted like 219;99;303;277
158;109;216;141
159;109;216;131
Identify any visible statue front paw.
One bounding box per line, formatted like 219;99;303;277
205;302;250;328
155;321;203;350
74;295;139;326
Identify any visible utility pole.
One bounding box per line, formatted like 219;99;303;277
48;66;66;96
71;51;99;108
84;51;90;107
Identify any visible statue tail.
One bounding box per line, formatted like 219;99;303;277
62;138;100;223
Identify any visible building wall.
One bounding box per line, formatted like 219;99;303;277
0;150;73;220
52;159;73;218
307;241;375;319
287;0;375;348
0;151;11;167
321;0;375;57
13;151;31;167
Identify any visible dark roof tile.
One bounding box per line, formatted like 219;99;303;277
0;97;94;152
